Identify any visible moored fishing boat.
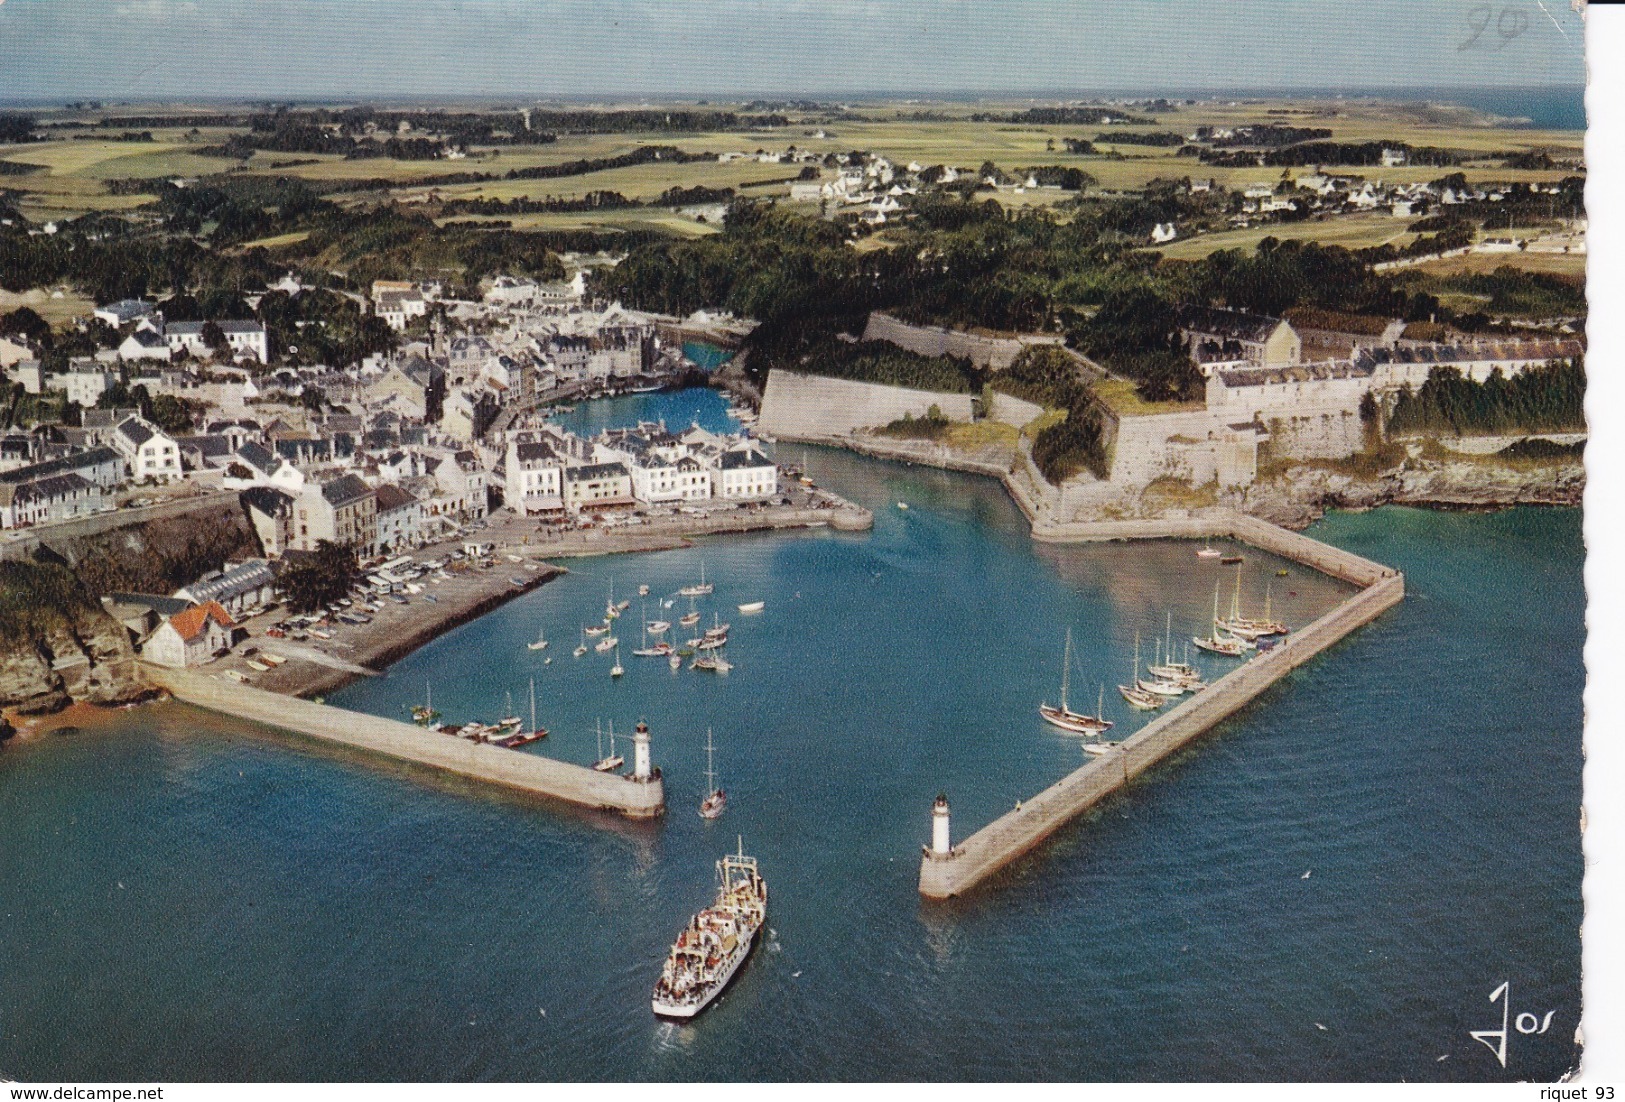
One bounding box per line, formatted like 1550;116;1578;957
651;841;767;1019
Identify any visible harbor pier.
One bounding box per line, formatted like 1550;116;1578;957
919;518;1404;899
144;664;666;819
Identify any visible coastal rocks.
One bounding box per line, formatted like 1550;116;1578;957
0;561;150;715
1242;458;1584;530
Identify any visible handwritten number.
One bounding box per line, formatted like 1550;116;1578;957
1497;7;1528;47
1459;4;1492;50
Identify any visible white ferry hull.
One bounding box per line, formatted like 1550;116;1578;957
651;929;756;1019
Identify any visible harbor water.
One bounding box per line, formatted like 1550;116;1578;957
0;390;1583;1081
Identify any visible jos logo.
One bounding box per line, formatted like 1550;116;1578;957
1470;982;1557;1068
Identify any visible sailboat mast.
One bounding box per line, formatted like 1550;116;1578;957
529;678;536;731
1060;628;1072;711
705;727;717;790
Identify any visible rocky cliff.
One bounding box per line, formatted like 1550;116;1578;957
0;561;149;715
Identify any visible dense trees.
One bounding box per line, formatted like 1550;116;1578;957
278;540;362;613
1031;401;1109;482
1386;359;1585;435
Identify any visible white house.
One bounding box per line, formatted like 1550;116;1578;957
113;416;182;482
118;328;172;362
94;299;157;328
165;320;269;363
504;436;565;515
715;448;777;501
141;600;236;669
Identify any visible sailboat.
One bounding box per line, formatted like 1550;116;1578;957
679;562;713;597
1039;628;1113;733
410;680;440;726
692;643;733;673
1217;577;1289;639
633;617;673;657
585;622;611;637
573;628;589;658
1118;631;1164;710
669;650;683;670
502;678;549;747
592;719;624;772
1147;612;1206;690
679;595;701;628
605;579;621;619
594;633;619;653
1193;582;1253;656
610;644;624;678
527;626;549;651
699;727;726;819
496;691;522;728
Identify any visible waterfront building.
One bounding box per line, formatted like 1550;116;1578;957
715;448;778;501
504;435;565;515
563;461;635;510
0;471;102;529
293;474;379;555
142;600;236;669
173;559;277;618
374;482;426;551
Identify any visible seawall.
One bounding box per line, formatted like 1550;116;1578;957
919;511;1403;899
758;370;976;439
144;664;666;819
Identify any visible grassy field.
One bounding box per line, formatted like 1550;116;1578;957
1153;213;1420;259
1094;377;1204;418
433;209;721;237
0;97;1583;229
0;287;96;327
1405;248;1587;279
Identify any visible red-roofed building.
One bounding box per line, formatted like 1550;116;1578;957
142;600;237;669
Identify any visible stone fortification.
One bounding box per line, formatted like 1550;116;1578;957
758;370;976;438
861;312;1064;371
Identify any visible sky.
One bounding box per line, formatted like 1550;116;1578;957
0;0;1589;102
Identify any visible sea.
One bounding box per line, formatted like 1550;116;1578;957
0;388;1583;1082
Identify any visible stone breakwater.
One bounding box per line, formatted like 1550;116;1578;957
144;664;666;818
920;512;1403;899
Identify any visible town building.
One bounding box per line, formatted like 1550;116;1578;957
240;485;296;558
374;482;426;551
173;559;277;618
164;320;269;363
293;474;378;555
112;417;182;482
715;448;778;501
563;461;635;509
142;600;236;669
504;435;565;515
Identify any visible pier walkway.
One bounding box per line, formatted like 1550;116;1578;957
920;515;1403;899
144;664;665;819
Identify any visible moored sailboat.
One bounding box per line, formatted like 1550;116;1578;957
678;562;714;597
699;727;726;819
1038;627;1113;734
1117;631;1164;710
592;719;624;772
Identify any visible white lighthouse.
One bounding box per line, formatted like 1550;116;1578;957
632;719;652;780
931;793;952;856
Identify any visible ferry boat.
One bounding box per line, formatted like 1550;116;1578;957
679;563;714;597
699;727;726;820
1038;628;1113;734
651;841;767;1019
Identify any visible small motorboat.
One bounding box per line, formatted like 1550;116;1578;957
595;636;619;653
646;620;671;634
585;623;610;637
1197;542;1222;559
1220;554;1244;565
737;601;765;614
638;584;651;596
669;652;683;670
896;502;909;511
1083;740;1123;756
679;611;701;627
